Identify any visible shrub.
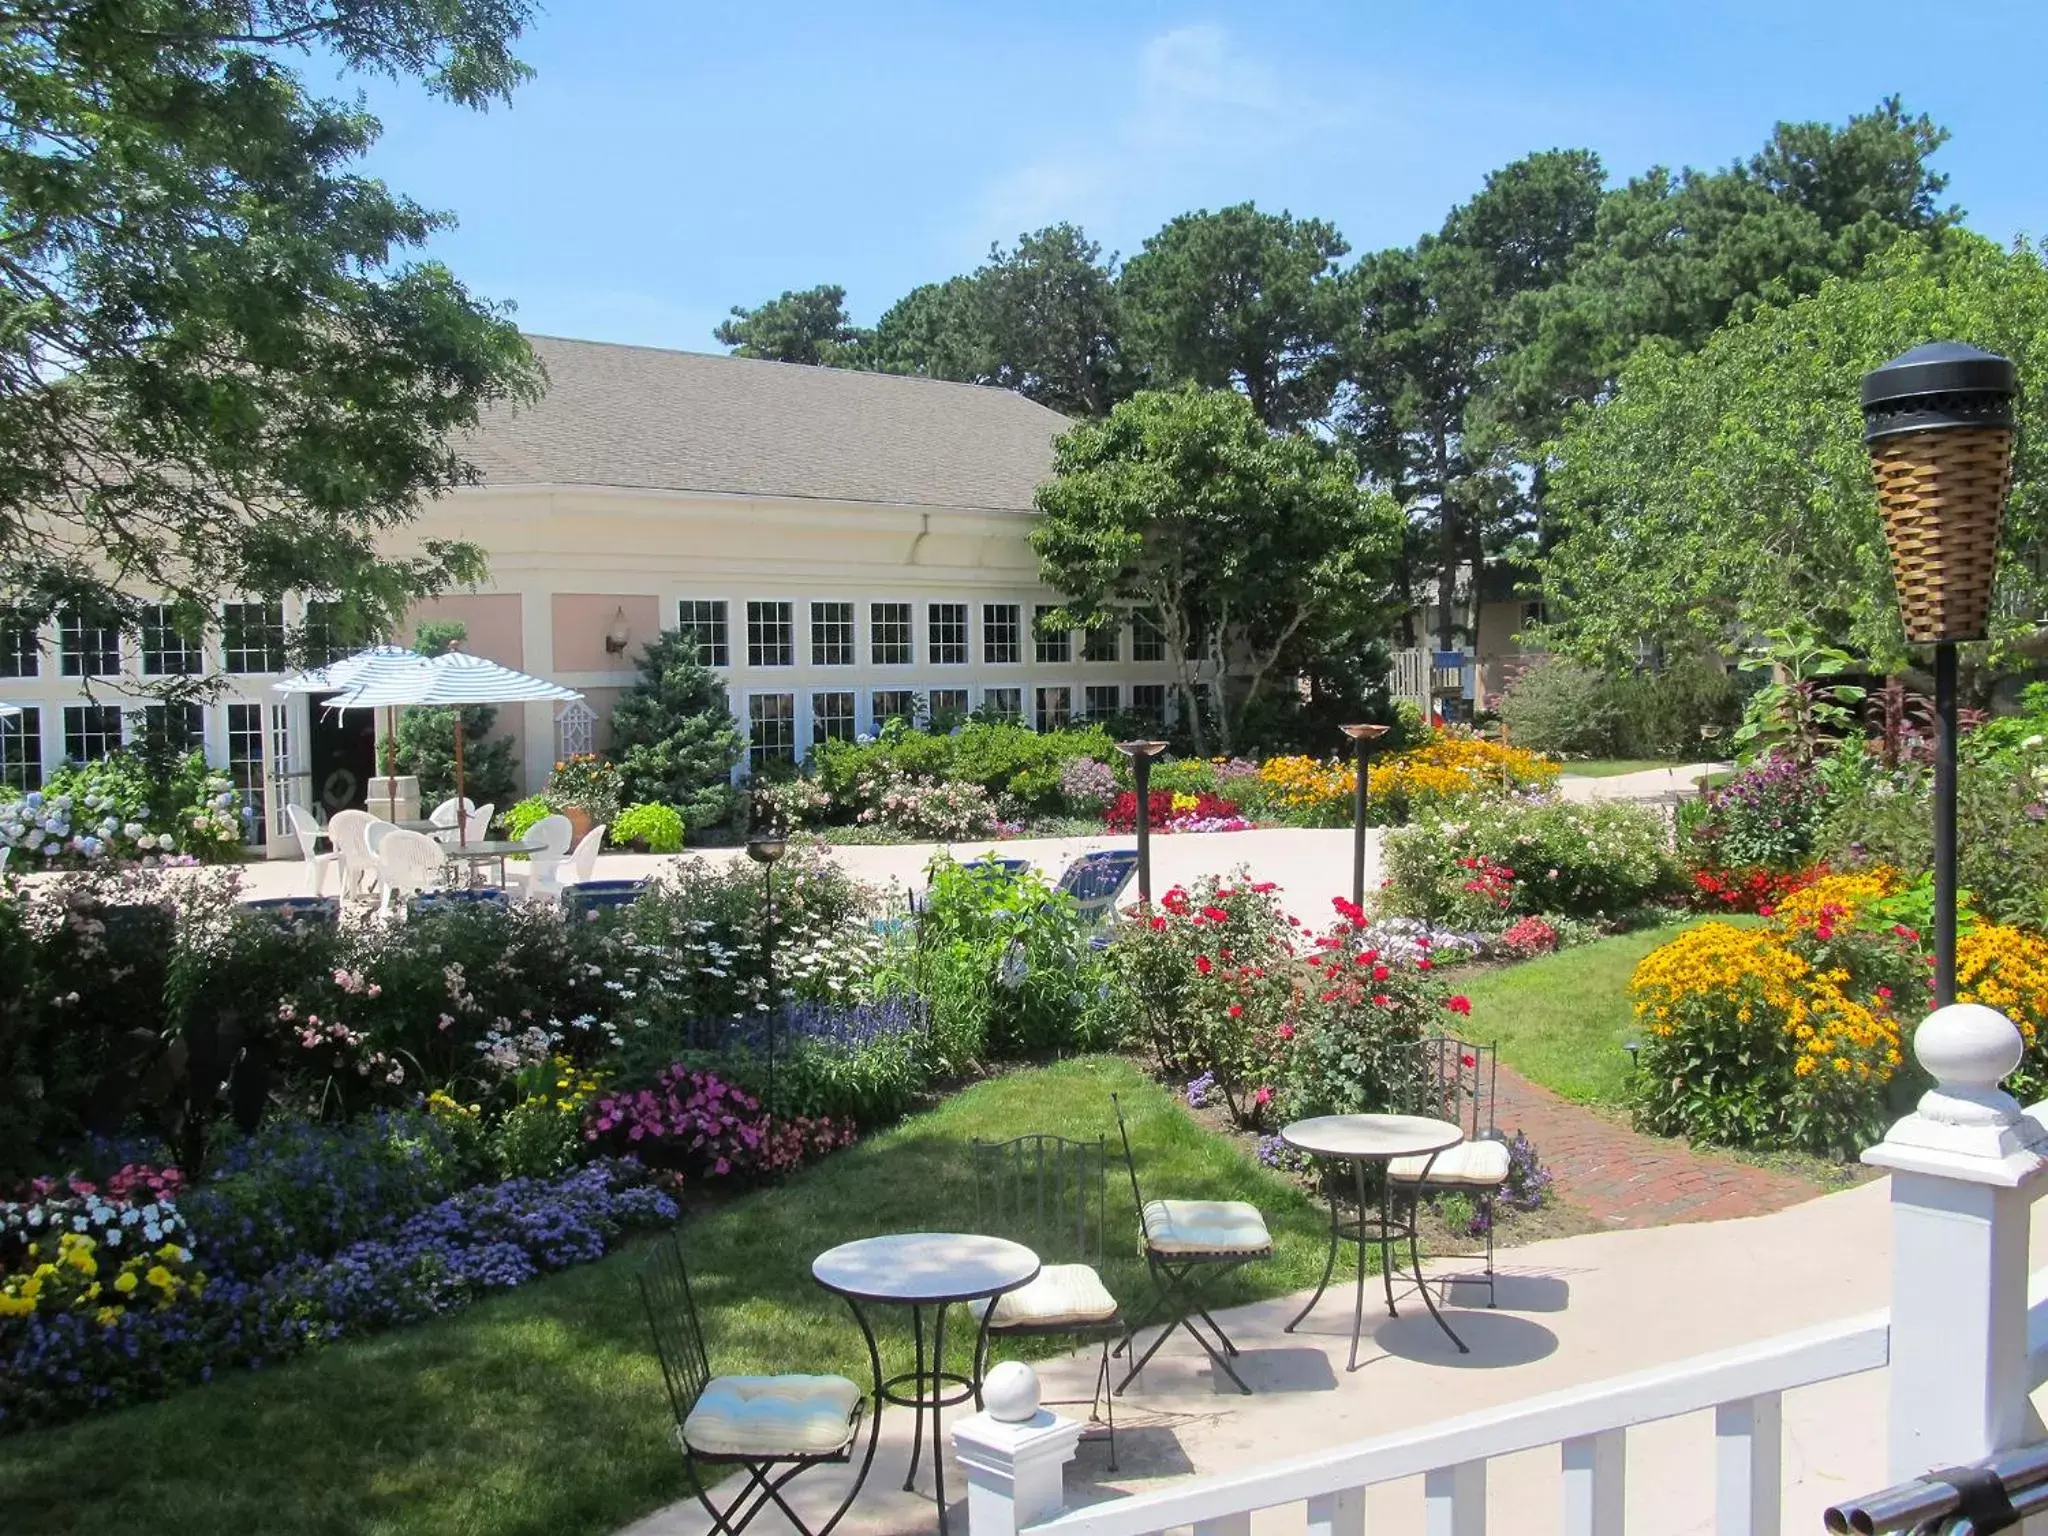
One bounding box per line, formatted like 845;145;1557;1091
1497;916;1560;958
0;752;241;865
856;773;1011;840
1606;654;1740;760
607;631;746;831
1499;660;1620;758
502;795;556;843
1381;799;1682;926
1058;756;1117;813
546;754;625;823
812;721;1113;821
1684;756;1833;872
396;706;519;808
612;802;685;853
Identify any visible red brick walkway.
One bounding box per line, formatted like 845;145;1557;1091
1494;1065;1823;1228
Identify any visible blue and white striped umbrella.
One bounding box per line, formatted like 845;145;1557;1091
270;644;426;696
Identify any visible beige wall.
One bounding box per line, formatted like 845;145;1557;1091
552;593;658;677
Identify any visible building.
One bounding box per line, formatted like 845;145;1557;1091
0;336;1178;850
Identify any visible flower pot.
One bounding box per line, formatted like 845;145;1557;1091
562;805;596;843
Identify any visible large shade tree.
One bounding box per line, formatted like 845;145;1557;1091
0;0;542;646
713;283;872;366
1031;385;1401;754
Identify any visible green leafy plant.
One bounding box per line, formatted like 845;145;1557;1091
1733;626;1866;764
611;803;684;853
608;632;745;831
545;754;624;823
1381;799;1683;925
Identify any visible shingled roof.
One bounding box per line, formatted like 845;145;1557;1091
457;334;1070;511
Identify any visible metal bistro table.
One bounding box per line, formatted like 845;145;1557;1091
812;1233;1039;1535
1280;1113;1470;1367
441;838;526;888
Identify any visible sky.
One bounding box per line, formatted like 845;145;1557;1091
339;0;2048;354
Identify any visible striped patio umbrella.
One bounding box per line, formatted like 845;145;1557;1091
326;653;582;844
273;645;430;812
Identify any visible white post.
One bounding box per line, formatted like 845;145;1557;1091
1714;1393;1781;1536
954;1363;1085;1536
1864;1003;2048;1478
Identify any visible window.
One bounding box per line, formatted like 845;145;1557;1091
811;689;856;745
871;688;919;727
748;693;795;767
983;604;1020;665
140;604;202;676
810;601;854;666
928;603;968;665
1131;683;1168;727
1034;686;1071;733
59;608;119;678
747;601;794;667
63;704;124;764
302;600;351;667
981;686;1022;723
1132;607;1166;663
140;704;204;753
0;707;40;791
1083;624;1119;663
0;608;37;678
226;702;265;843
927;687;970;724
871;602;912;666
1083;684;1121;720
1034;606;1070;665
678;600;730;667
221;601;285;674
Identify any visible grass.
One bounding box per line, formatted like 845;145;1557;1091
1554;758;1690;779
1458;917;1761;1107
0;1057;1342;1536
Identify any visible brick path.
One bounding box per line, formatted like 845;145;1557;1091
1494;1064;1824;1228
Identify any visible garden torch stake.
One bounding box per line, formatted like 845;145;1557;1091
1133;751;1153;905
1341;724;1390;915
1934;640;1958;1006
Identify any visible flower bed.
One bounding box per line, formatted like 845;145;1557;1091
1102;788;1249;834
1250;732;1561;827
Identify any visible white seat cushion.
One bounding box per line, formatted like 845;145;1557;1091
1388;1138;1512;1188
969;1264;1120;1329
1141;1198;1273;1257
683;1374;862;1458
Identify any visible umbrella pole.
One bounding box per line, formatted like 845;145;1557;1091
454;710;468;847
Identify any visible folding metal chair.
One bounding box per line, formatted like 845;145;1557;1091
1109;1092;1272;1395
1056;849;1140;934
970;1132;1131;1467
1386;1036;1509;1308
640;1233;879;1536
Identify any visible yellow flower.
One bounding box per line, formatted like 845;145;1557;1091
95;1306;121;1327
114;1271;138;1294
145;1265;174;1290
0;1291;33;1318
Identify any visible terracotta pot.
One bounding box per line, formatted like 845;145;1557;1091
562;805;596;843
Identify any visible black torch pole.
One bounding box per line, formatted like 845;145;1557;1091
1934;640;1959;1007
1133;752;1154;905
1352;735;1368;913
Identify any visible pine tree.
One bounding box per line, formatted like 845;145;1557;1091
608;633;746;830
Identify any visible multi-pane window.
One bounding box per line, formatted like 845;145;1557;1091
983;604;1020;665
1083;623;1119;663
140;704;205;753
747;601;794;667
1131;683;1168;727
63;704;124;764
811;689;856;745
221;601;286;674
1132;607;1166;663
871;688;918;727
0;707;40;791
226;702;265;843
59;608;119;678
870;602;912;666
0;607;37;678
1034;685;1071;733
810;601;854;666
928;602;969;665
140;604;202;676
302;600;351;667
928;688;970;724
678;600;731;667
981;687;1022;723
1034;606;1070;665
748;693;795;767
1083;684;1121;720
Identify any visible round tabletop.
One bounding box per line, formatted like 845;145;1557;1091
812;1232;1040;1305
443;840;526;857
1281;1113;1463;1161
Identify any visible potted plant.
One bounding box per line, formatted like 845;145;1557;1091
545;753;624;841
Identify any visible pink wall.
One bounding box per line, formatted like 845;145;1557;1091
579;686;625;753
406;593;524;668
552;593;658;675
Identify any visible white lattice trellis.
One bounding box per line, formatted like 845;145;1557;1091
554;699;597;760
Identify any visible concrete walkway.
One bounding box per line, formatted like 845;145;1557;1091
621;1181;2048;1536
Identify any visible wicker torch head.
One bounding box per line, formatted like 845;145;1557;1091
1860;342;2018;645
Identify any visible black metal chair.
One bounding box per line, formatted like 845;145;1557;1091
639;1233;879;1536
1109;1092;1272;1395
1386;1036;1508;1307
969;1132;1131;1467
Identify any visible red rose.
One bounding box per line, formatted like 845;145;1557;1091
1371;993;1392;1008
1417;958;1433;971
1195;954;1213;976
1201;905;1230;923
1150;916;1167;932
1447;996;1472;1016
1372;964;1389;982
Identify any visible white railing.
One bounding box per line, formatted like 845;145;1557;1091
1387;648;1428;716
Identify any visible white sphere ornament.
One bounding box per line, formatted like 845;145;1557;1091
982;1360;1041;1423
1914;1002;2024;1095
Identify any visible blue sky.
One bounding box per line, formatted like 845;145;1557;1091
341;1;2044;353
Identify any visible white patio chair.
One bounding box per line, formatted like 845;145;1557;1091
504;813;573;900
375;828;448;917
326;810;376;899
434;801;495;846
531;824;606;901
284;804;344;897
428;796;477;830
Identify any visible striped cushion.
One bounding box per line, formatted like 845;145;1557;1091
969;1264;1120;1328
1388;1138;1511;1188
1140;1198;1272;1256
684;1374;862;1457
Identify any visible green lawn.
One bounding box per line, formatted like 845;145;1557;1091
0;1058;1341;1536
1554;758;1689;779
1459;918;1758;1106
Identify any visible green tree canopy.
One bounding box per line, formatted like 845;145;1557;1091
1031;385;1401;754
1535;234;2048;670
0;0;541;640
714;283;872;365
607;630;745;831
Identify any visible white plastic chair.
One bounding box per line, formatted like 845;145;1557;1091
284;805;343;897
505;814;573;900
375;828;448;916
428;796;477;830
532;824;606;901
437;801;495;846
327;810;375;898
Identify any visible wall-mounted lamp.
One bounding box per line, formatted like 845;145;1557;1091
603;606;632;656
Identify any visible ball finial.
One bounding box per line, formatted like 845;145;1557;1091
1914;1003;2025;1092
982;1360;1041;1423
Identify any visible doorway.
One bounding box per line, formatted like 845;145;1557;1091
308;693;378;815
